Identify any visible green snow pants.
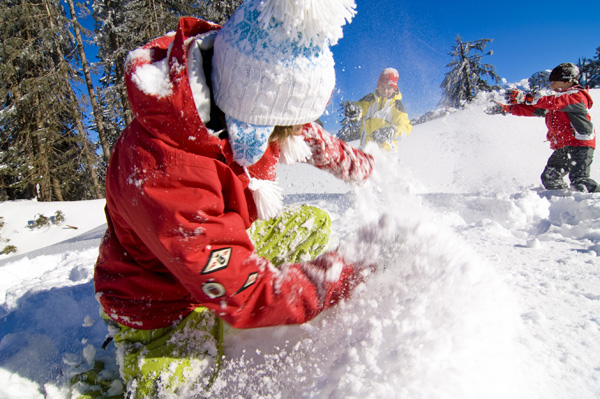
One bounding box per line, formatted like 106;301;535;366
110;205;331;398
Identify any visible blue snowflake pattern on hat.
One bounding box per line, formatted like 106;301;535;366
219;0;326;67
226;116;273;166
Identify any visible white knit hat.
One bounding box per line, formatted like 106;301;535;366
212;0;356;166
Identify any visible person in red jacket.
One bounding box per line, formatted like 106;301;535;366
92;0;372;397
492;63;597;192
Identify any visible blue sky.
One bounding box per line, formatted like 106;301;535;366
320;0;600;130
77;1;600;133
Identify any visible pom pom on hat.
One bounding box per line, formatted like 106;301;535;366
256;0;357;47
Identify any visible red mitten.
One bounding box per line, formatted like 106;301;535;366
505;89;524;104
302;251;370;308
524;92;535;104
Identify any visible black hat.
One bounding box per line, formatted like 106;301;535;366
549;63;580;83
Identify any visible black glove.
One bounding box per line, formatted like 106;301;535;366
372;126;396;145
485;101;510;115
485;104;503;115
345;103;361;121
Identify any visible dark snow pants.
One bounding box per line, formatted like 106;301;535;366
541;146;598;192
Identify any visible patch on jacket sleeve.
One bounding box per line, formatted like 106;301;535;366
235;272;258;295
202;282;226;298
201;248;232;274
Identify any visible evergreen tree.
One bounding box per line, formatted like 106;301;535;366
592;46;600;88
92;0;243;152
337;101;361;142
577;46;600;88
440;35;500;108
528;70;551;91
0;0;101;201
202;0;243;24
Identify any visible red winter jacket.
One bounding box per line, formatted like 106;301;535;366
508;86;595;150
94;17;374;330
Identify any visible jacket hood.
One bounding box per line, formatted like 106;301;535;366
124;17;225;159
581;86;593;109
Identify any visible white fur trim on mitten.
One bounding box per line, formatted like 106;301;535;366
279;134;312;165
248;176;284;220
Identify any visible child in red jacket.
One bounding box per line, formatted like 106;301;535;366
88;0;374;398
493;63;597;192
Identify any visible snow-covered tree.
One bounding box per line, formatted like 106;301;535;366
528;70;551;91
202;0;244;24
440;35;500;108
0;0;101;201
337;101;361;142
577;46;600;88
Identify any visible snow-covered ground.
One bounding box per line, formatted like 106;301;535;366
1;90;600;398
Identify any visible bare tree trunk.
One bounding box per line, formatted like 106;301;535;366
65;0;112;164
115;63;134;126
74;114;104;199
52;176;64;201
458;40;473;103
32;129;53;202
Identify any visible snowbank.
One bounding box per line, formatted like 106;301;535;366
1;90;599;398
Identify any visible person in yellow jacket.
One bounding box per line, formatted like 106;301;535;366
345;68;413;151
